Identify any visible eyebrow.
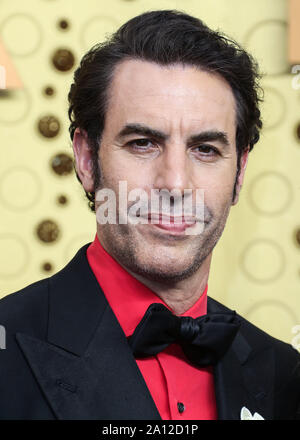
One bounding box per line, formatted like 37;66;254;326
115;123;230;147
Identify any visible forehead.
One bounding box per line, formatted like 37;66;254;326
106;59;237;138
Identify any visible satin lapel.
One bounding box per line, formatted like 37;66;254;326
16;243;161;420
208;297;275;420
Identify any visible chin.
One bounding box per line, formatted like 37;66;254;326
130;255;202;284
137;266;198;284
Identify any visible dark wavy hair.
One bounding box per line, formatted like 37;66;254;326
68;9;263;213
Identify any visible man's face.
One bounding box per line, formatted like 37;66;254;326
86;59;248;283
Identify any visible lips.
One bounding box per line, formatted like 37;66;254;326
147;213;196;233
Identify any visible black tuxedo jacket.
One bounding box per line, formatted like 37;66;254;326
0;243;300;420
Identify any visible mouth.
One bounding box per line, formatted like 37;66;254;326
147;213;197;235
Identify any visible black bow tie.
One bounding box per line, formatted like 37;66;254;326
127;303;241;367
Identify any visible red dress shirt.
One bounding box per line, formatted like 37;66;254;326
86;233;217;420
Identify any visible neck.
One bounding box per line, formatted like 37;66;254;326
96;226;212;315
118;254;212;316
111;246;212;315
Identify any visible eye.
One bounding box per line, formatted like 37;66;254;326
126;138;156;151
192;144;220;157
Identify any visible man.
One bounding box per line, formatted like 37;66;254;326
0;9;299;420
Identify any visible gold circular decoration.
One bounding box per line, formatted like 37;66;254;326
57;194;68;205
248;171;293;216
58;19;70;30
0;234;29;278
42;261;53;272
261;87;286;130
38;115;60;138
294;228;300;247
244;20;288;76
295;122;300;141
51;48;75;72
36;219;60;243
0;13;42;56
51;153;74;176
240;238;285;283
44;86;55;97
80;16;119;50
0;166;42;211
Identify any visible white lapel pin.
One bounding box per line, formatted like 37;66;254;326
240;406;264;420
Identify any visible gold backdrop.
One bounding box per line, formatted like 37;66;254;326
0;0;299;349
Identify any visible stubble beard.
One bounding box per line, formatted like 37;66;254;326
95;161;235;286
97;198;232;287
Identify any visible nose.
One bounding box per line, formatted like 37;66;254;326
153;143;192;196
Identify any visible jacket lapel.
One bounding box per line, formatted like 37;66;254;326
16;243;161;420
208;297;275;420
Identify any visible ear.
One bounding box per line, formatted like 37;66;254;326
72;128;94;192
232;147;250;206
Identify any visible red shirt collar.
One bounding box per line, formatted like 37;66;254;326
86;233;208;337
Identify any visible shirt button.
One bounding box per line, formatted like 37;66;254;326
177;402;185;413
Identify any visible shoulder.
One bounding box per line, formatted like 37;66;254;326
209;296;300;418
0;277;49;339
208;295;300;363
0;278;56;418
